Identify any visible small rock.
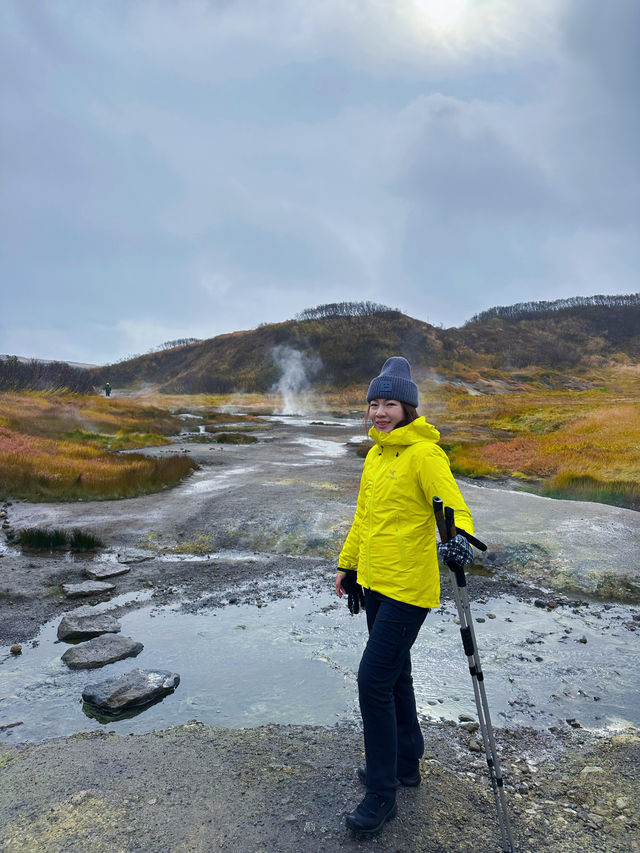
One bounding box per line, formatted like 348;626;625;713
82;668;180;713
57;608;121;641
576;636;588;644
116;552;154;564
62;581;116;599
71;790;91;805
458;714;475;723
534;599;547;609
10;644;22;655
468;739;483;753
85;565;131;580
487;613;496;619
62;635;143;669
580;765;604;775
0;721;23;731
460;721;480;733
611;732;640;746
476;617;486;623
567;718;582;729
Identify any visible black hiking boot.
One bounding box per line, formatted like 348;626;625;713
357;765;421;787
345;792;397;835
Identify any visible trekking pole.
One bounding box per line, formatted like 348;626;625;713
433;497;515;853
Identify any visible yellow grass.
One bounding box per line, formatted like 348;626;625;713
438;390;640;508
140;381;640;508
4;376;638;508
0;392;196;501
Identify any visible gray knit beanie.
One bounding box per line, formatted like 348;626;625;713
367;356;419;407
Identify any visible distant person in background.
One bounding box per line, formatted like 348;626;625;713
105;382;111;397
335;356;475;836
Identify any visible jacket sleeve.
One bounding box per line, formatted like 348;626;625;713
337;454;372;570
418;445;474;538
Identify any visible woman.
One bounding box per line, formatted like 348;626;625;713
336;356;475;835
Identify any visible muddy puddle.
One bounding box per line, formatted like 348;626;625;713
2;586;638;744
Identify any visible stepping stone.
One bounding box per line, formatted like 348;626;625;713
116;552;154;564
62;581;116;598
62;634;143;669
85;564;131;580
82;668;180;713
57;607;121;641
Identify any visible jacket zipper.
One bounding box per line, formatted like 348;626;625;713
366;444;386;589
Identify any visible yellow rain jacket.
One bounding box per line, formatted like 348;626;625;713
338;417;474;609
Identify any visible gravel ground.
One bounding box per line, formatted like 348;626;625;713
1;719;638;852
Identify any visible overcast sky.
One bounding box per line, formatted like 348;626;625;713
1;0;638;365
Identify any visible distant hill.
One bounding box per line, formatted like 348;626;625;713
90;295;640;394
0;355;97;393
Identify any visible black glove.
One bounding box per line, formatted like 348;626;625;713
340;569;365;615
437;534;473;570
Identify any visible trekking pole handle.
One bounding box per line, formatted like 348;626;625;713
444;505;457;541
432;497;487;551
432;497;450;543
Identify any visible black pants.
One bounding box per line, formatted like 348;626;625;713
358;588;429;799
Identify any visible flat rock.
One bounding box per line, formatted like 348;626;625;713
62;581;116;598
82;668;180;713
85;564;131;580
116;552;154;564
57;607;121;641
62;634;143;669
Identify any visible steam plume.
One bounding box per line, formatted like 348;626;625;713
271;346;322;415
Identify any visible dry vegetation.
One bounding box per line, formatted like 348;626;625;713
2;367;639;509
431;373;640;509
146;373;640;509
0;392;196;501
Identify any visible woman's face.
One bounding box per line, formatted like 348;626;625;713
368;398;404;432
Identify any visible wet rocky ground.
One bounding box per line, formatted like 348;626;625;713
1;413;639;852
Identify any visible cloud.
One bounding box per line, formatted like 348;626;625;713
0;0;637;361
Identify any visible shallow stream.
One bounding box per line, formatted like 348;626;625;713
1;586;638;744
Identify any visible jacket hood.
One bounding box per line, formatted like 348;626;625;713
369;416;440;447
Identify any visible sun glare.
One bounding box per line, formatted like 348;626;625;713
414;0;470;32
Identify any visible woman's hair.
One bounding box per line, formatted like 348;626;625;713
399;403;419;426
363;401;419;432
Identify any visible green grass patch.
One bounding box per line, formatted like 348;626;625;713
204;423;269;433
69;528;105;550
489;408;567;434
543;473;640;510
16;526;105;550
17;527;68;549
66;429;171;450
213;432;258;444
